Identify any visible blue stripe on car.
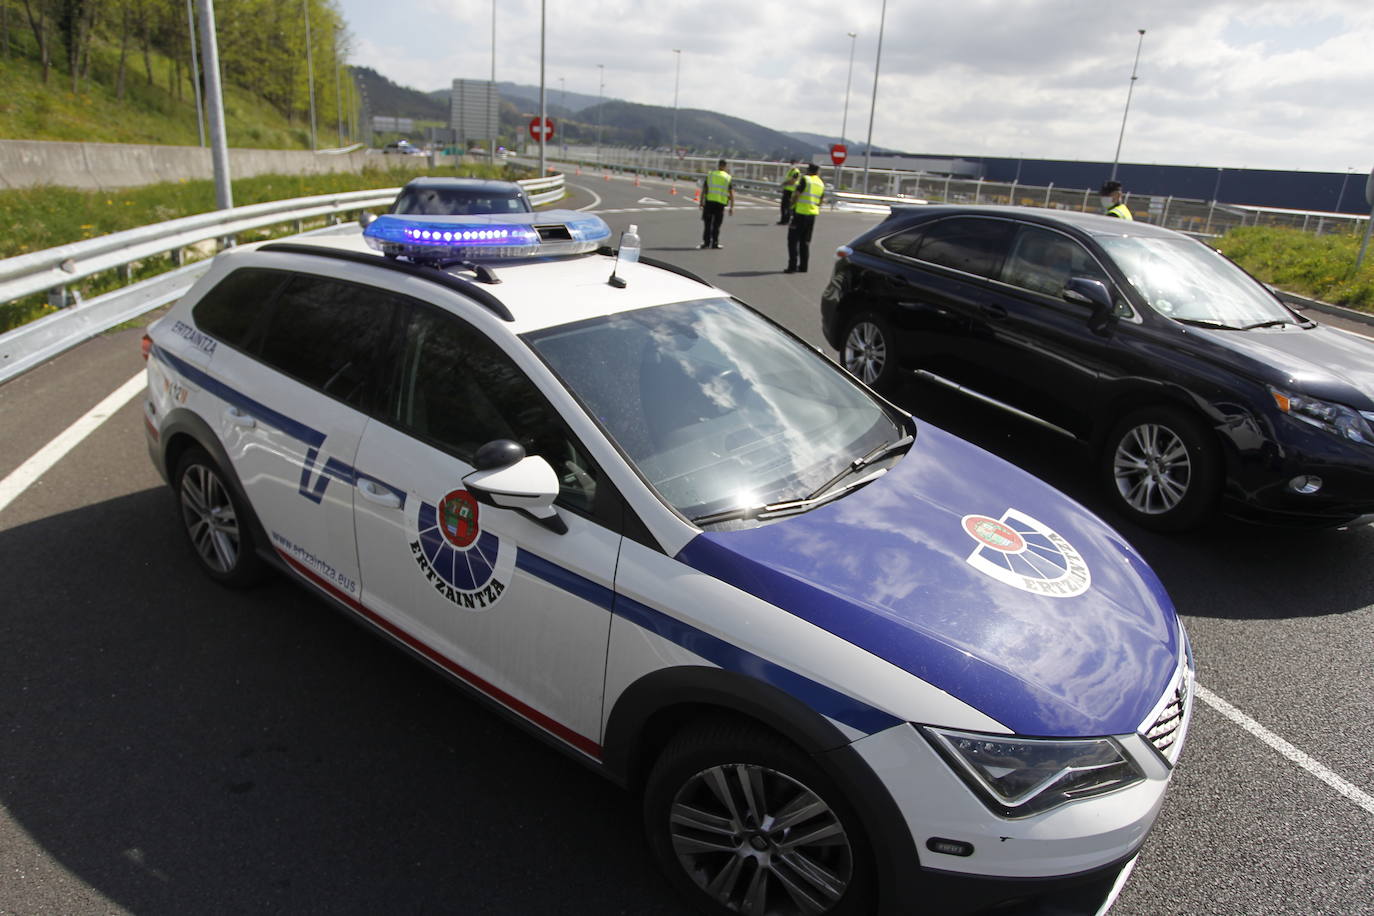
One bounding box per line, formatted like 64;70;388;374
515;549;901;735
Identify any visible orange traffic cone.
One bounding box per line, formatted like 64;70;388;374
692;187;700;202
604;172;611;181
576;167;581;175
670;186;677;195
634;174;640;186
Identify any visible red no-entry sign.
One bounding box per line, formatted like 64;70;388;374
529;117;555;141
830;143;848;165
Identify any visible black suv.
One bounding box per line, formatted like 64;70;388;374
822;205;1374;531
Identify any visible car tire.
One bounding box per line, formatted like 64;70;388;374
839;311;898;393
643;719;876;916
1101;406;1220;532
174;447;265;587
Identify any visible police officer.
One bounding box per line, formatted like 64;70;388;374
778;159;801;225
785;163;824;273
1100;180;1134;220
699;159;734;249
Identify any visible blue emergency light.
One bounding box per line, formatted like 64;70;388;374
363;210;612;261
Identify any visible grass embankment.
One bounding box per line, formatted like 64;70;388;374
1215;226;1374;312
0;162;524;332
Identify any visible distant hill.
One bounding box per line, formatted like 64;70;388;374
403;77;824;157
355;66;449;123
785;131;903;156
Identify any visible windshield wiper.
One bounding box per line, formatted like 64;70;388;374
1237;319;1293;330
690;434;914;527
1175;317;1240;330
691;470;892;527
805;434;915;501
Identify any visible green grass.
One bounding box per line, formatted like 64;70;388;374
0;161;528;332
1215;226;1374;312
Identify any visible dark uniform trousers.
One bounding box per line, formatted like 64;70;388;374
701;201;727;247
786;214;816;271
779;190;793;224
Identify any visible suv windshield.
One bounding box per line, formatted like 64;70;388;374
528;298;902;523
1100;236;1294;327
391;186;531;216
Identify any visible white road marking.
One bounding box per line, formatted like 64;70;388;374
1197;683;1374;817
0;370;146;515
636;197;669;206
572;183;603;212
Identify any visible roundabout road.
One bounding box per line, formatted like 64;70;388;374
0;173;1369;915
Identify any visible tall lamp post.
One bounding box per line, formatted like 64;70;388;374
671;49;682;166
303;0;317;150
596;63;604;163
1110;29;1146;181
537;0;546;177
838;31;856;190
861;0;887;194
489;0;497;163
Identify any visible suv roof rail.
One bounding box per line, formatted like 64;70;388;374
259;242;516;322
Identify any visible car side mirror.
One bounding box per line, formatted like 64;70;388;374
1063;276;1113;312
359;210;376;228
463;439;567;535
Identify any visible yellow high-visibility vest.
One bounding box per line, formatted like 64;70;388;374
706;170;731;204
793;175;824;215
782;167;801;190
1107;202;1134;220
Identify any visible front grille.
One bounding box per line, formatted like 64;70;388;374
1141;669;1190;764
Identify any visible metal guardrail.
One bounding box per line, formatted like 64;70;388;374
0;173;566;385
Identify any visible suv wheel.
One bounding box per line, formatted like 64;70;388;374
840;312;897;393
643;720;874;916
1102;406;1220;531
174;448;265;587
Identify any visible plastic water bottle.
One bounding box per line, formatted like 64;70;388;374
620;224;641;263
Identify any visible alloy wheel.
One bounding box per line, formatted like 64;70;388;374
1112;422;1192;516
179;463;241;574
668;762;854;916
842;322;886;387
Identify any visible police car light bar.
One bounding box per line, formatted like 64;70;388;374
363;210;612;261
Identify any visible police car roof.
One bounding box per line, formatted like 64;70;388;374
263;235;720;334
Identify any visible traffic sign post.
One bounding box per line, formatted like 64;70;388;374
528;117;555;142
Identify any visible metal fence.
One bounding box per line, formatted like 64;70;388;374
545;146;1369;239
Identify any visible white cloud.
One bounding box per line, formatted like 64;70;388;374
338;0;1374;171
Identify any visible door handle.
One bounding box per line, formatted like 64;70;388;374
357;477;402;509
223;407;256;429
980;303;1007;320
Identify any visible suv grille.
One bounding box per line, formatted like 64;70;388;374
1141;669;1190;764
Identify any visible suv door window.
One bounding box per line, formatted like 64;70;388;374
390;304;600;514
914;217;1014;278
191;267;288;351
1003;226;1132;317
254;274;398;410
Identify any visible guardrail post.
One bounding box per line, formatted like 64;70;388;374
1044;183;1053;207
170;247;184;267
944;175;951;202
47;286;69;309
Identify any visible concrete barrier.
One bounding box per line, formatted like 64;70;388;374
0;140;441;190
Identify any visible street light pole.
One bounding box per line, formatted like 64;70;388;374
303;0;317;151
538;0;546;178
490;0;496;163
186;0;205;146
839;31;856;190
861;0;887;194
1110;29;1146;181
596;63;604;163
671;49;681;163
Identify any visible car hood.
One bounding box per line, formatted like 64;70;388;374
675;424;1182;738
1190;323;1374;408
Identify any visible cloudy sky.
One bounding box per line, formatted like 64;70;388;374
337;0;1373;174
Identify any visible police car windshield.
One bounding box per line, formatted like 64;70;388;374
391;187;532;216
527;298;902;525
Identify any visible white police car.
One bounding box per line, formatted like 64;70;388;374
142;209;1193;916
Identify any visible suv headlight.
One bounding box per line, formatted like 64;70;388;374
1271;388;1374;446
922;727;1145;818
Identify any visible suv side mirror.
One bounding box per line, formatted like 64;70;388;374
359;210;376;229
463;439;567;535
1063;276;1113;312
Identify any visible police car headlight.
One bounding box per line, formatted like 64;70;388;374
1271;388;1374;446
922;727;1145;818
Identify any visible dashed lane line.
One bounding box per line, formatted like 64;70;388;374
0;370;145;516
1196;683;1374;817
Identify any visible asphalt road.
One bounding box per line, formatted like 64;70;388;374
1;174;1371;915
